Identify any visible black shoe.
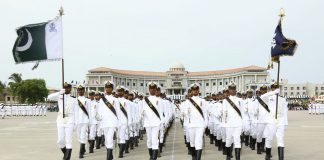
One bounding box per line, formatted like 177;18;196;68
218;140;223;151
261;138;266;152
135;137;139;147
79;143;85;158
209;134;214;144
196;149;202;160
230;144;234;158
235;148;241;160
226;147;231;160
190;147;196;160
63;149;72;160
148;148;153;160
245;136;249;146
222;142;226;155
215;138;218;147
125;140;130;153
152;150;158;160
96;137;101;149
265;148;271;160
130;137;134;150
257;142;262;154
118;144;125;158
249;136;253;149
106;148;113;160
188;146;192;155
101;136;105;147
251;138;256;150
60;147;66;159
89;140;95;153
278;147;284;160
159;143;163;153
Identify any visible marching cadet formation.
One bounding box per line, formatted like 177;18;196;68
0;103;48;119
308;101;324;115
179;82;288;160
47;81;175;160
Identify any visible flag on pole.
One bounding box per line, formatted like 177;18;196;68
271;20;298;62
12;17;63;64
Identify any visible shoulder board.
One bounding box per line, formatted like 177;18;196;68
70;95;76;98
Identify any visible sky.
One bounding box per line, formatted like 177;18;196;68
0;0;323;88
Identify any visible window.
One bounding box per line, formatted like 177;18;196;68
316;87;318;90
303;92;306;95
290;92;294;95
290;87;294;90
122;82;125;85
321;87;324;90
161;84;164;87
284;87;287;90
303;87;306;90
127;82;129;86
140;83;143;86
297;92;300;95
297;87;300;90
7;97;10;101
225;82;228;85
284;92;288;96
213;82;216;86
321;92;324;95
206;83;209;86
219;82;223;85
133;83;136;86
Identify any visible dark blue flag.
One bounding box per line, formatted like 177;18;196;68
271;20;297;62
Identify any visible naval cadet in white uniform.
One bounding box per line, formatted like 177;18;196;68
141;82;163;160
47;82;78;160
185;83;208;160
75;84;90;158
88;90;98;153
265;82;287;160
96;81;120;160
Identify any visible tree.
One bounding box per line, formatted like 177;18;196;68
15;79;49;104
0;81;7;101
8;73;22;96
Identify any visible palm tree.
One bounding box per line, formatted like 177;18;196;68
8;73;22;96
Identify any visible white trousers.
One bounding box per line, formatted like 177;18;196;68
184;126;190;143
265;124;286;148
118;125;128;144
145;126;160;149
250;122;258;138
57;123;74;149
221;127;226;142
225;127;242;148
89;124;97;140
243;120;251;135
189;127;205;150
77;123;88;144
208;122;214;135
97;124;103;137
256;123;267;142
159;124;165;143
214;124;222;140
103;127;116;149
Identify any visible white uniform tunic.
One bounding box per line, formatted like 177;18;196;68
118;97;132;143
222;95;243;148
48;92;78;149
185;96;208;150
75;96;90;144
141;95;162;150
97;94;120;148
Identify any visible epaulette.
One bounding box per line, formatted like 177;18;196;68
70;95;76;98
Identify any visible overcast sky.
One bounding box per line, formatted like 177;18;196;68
1;0;323;88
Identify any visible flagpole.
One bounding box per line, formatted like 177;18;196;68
275;8;285;119
59;6;65;118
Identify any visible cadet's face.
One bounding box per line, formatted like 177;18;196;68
95;95;100;100
89;94;95;100
105;87;113;94
64;87;72;94
149;87;157;95
260;89;267;95
117;90;124;97
247;93;253;98
124;93;129;99
191;89;199;96
155;90;161;97
78;89;85;96
128;95;134;100
229;89;236;96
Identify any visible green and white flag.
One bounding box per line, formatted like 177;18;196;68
12;17;63;63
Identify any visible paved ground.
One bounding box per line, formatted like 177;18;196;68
0;111;324;160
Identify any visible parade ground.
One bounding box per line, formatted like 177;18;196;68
0;111;323;160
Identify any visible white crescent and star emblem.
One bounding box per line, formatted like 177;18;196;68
16;29;33;52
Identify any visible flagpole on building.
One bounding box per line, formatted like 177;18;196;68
59;6;65;118
275;8;285;119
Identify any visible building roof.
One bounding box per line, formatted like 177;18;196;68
170;61;185;69
88;65;267;77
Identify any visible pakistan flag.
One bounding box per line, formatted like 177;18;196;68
12;17;63;63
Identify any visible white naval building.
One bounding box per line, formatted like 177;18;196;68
85;62;269;100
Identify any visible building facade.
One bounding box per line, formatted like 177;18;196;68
281;79;324;98
85;62;269;99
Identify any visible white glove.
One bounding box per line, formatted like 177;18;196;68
274;89;280;94
59;89;65;94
